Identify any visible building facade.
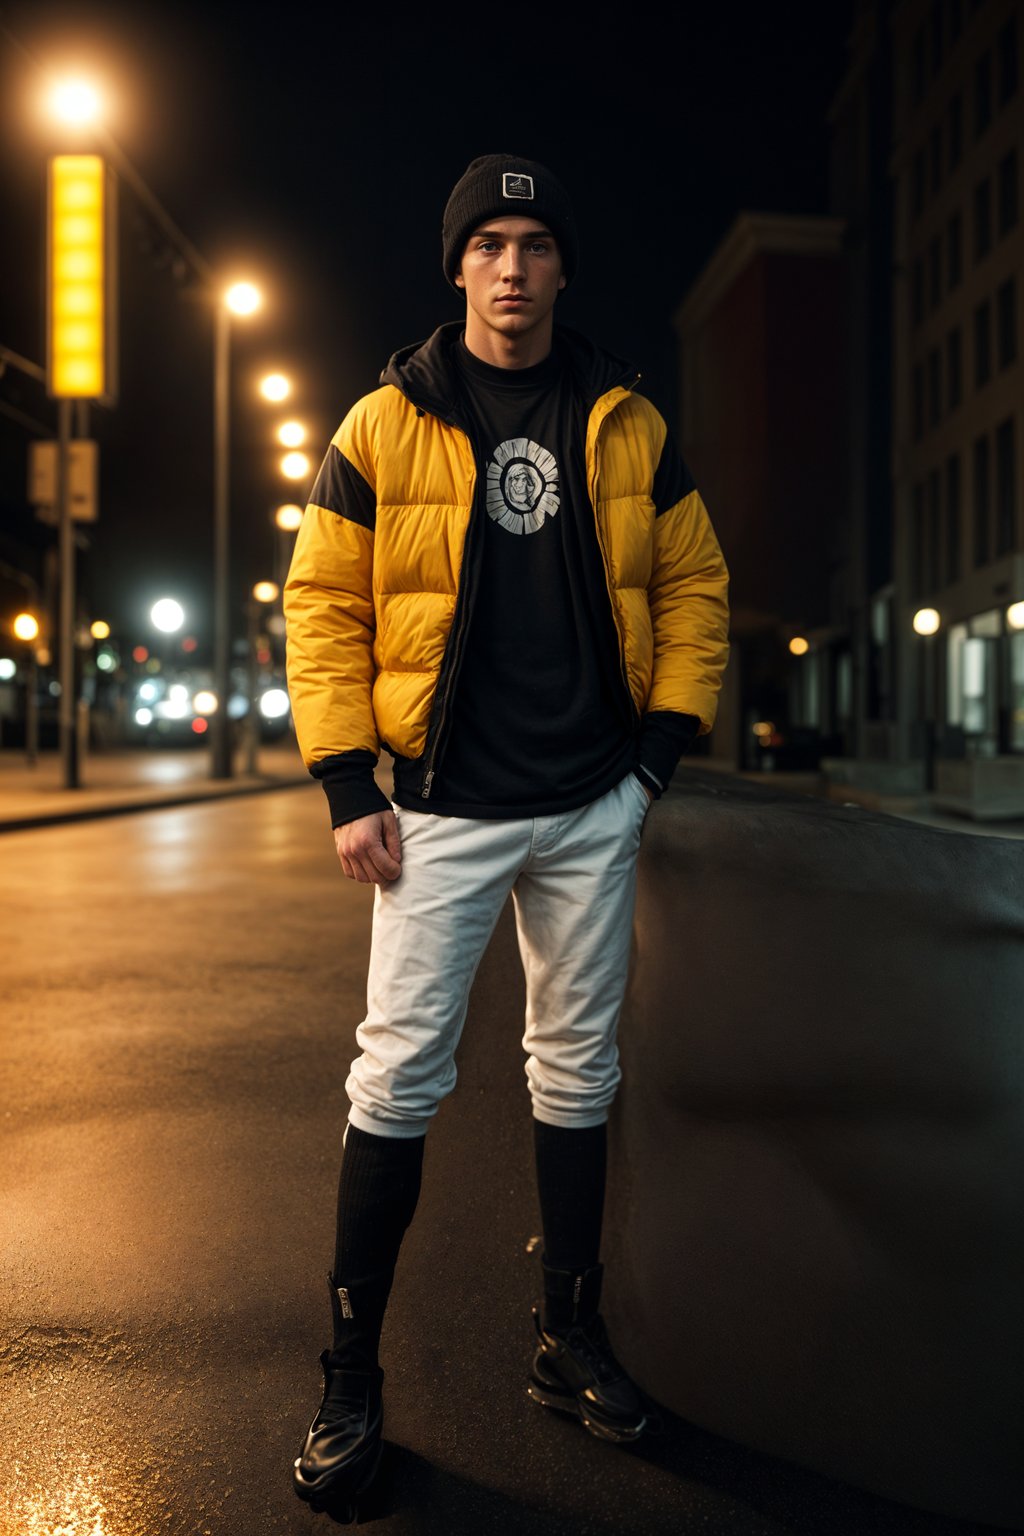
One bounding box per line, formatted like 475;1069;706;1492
828;0;898;774
890;0;1023;792
673;214;846;771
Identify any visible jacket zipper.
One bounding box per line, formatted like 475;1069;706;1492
421;598;468;798
421;428;477;798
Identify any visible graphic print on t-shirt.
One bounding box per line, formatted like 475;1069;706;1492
485;437;559;535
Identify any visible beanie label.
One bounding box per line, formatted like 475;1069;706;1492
502;172;534;200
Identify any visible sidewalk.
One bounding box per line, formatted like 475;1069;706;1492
691;757;1024;841
0;739;311;832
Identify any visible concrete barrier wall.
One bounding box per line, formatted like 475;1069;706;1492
604;769;1024;1529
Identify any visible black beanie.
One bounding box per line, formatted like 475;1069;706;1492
442;154;578;289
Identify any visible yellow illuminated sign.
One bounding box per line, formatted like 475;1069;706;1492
47;155;116;401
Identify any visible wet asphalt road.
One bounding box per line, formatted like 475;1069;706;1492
0;787;999;1536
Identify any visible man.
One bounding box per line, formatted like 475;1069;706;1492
284;152;730;1518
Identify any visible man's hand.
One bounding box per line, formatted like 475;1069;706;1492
334;810;402;886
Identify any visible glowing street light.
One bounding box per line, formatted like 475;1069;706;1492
260;373;290;402
277;421;306;448
47;79;102;126
90;619;111;640
13;613;40;643
225;281;261;317
275;504;303;532
280;451;311;481
151;597;185;634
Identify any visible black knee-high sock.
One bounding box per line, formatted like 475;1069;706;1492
329;1124;425;1369
532;1119;607;1274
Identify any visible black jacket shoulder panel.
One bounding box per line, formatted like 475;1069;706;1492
380;323;464;422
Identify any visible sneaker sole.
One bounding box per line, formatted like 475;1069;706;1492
526;1379;647;1443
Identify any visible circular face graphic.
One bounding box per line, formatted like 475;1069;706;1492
485;437;559;534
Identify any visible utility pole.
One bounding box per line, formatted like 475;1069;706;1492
56;397;78;786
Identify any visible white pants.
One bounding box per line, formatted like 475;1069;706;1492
345;772;650;1139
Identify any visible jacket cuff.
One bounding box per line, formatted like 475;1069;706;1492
635;712;701;798
310;750;392;828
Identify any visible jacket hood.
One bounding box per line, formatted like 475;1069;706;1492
379;321;639;424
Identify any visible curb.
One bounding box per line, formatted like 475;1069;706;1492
0;775;310;835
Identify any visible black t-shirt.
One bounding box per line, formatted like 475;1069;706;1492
415;336;635;817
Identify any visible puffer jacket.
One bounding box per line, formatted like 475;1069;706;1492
284;323;730;809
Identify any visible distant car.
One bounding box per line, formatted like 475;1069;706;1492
130;672;292;747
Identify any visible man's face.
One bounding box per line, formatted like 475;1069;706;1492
455;216;565;346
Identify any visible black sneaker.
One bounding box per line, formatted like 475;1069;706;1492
292;1351;384;1520
527;1304;648;1442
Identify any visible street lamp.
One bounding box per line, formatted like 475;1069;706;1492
47;79;103;127
913;606;942;792
280;451;311;481
226;282;260;317
245;580;279;775
274;503;303;532
12;612;41;766
43;79;124;788
42;75;279;785
260;372;290;402
211;281;263;780
13;613;39;643
150;596;185;634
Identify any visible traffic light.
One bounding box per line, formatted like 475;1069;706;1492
46;154;118;403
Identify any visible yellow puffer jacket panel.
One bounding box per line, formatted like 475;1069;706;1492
284;325;730;782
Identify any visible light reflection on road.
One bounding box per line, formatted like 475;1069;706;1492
8;1465;117;1536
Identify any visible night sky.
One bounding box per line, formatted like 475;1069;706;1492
0;0;853;652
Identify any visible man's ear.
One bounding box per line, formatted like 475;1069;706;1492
558;274;567;290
